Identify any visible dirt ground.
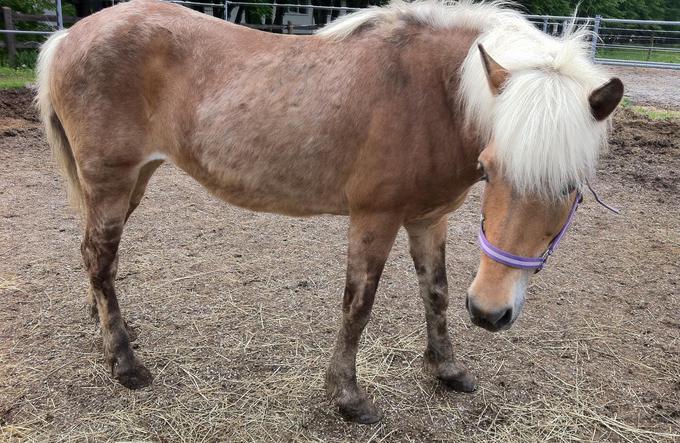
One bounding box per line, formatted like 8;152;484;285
604;66;680;109
0;80;678;442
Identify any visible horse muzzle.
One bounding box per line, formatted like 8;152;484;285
465;294;516;332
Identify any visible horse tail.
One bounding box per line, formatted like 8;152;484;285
36;30;83;211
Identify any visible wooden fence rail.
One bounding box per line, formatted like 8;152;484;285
2;7;79;66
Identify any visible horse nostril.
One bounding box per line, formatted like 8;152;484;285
484;307;507;326
467;298;514;331
499;307;513;327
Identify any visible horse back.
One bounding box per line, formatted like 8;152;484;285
48;0;479;219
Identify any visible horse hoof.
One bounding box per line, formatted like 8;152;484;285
338;399;383;424
115;361;153;389
424;353;477;393
439;370;477;393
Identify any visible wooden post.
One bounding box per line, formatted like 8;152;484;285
2;7;16;67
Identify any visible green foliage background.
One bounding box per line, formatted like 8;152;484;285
515;0;678;20
355;0;679;20
0;0;55;15
0;0;75;21
0;0;678;21
0;0;75;35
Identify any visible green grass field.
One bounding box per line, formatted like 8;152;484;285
597;47;680;64
0;67;35;89
620;97;680;120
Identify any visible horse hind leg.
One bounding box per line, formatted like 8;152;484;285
87;158;163;323
80;164;154;389
126;159;163;222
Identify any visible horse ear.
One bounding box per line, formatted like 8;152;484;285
589;78;624;121
478;44;509;95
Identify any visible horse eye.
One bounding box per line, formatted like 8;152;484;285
477;162;488;182
562;183;577;196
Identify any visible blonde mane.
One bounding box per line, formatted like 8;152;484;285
319;1;611;199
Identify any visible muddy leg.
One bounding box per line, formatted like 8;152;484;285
405;217;476;392
86;287;98;321
81;183;152;389
326;213;400;424
87;255;138;343
87;160;162;323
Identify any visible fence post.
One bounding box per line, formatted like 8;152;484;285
2;7;16;67
590;15;601;60
542;16;548;32
286;20;293;34
223;0;229;20
56;0;64;29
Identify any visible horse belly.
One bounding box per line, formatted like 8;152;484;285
185;94;357;217
213;173;350;217
177;139;352;217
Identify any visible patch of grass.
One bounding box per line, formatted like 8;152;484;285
597;47;680;64
0;66;35;89
0;49;40;88
620;97;680;121
0;49;40;69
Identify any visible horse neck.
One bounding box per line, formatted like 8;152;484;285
391;25;485;181
327;25;487;206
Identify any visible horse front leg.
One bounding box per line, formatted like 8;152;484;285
326;212;400;424
405;217;476;392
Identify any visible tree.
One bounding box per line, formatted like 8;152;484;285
515;0;678;20
0;0;55;15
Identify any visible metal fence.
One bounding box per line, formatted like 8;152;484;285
2;0;679;70
524;14;680;70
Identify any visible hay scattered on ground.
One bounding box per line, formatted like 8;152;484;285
1;89;678;442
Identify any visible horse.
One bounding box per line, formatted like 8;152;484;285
36;0;623;424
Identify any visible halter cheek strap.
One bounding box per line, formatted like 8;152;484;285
478;191;583;273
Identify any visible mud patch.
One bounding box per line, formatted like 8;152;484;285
604;108;680;201
0;88;39;123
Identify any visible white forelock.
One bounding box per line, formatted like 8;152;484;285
319;1;612;199
460;14;609;199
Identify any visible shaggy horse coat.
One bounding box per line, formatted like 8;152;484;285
37;0;622;423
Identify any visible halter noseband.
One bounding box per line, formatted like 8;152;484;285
478;183;620;273
478;190;586;273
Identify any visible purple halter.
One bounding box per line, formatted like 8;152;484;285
478;191;583;273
